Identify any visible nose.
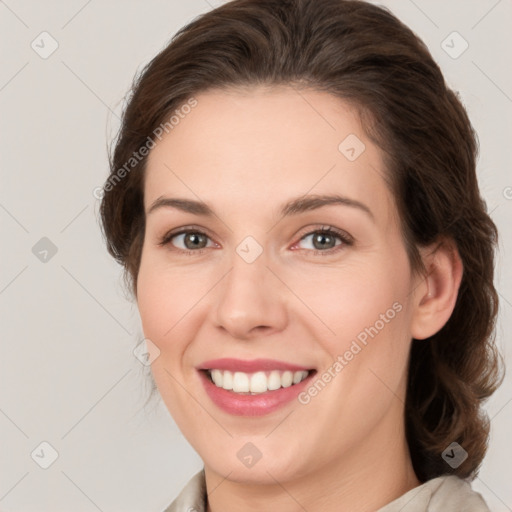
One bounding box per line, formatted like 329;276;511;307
212;250;288;340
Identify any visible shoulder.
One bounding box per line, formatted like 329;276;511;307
427;476;491;511
161;469;206;512
377;475;491;512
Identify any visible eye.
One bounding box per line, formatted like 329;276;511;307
158;225;353;255
293;226;353;253
159;229;215;252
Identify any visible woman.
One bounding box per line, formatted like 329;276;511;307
99;0;503;510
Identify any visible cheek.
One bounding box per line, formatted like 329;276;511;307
136;254;183;347
135;252;214;366
306;254;413;377
136;240;186;322
136;274;169;342
298;264;405;338
136;260;196;416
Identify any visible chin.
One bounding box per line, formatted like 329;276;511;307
202;444;312;485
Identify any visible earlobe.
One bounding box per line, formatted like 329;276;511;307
411;238;464;340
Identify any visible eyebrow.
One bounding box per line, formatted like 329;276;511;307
147;194;374;221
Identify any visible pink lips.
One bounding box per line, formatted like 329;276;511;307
197;358;312;373
197;358;315;417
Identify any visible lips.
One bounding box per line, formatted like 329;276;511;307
197;358;313;373
196;358;317;416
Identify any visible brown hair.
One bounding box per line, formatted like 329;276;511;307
99;0;504;482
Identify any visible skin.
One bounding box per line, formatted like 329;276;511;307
136;86;463;512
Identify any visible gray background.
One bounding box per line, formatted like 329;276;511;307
0;0;511;510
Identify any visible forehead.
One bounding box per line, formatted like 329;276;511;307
144;86;395;225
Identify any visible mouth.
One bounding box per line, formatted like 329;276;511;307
196;358;317;416
203;368;312;395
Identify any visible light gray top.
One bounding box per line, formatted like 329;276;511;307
162;468;491;511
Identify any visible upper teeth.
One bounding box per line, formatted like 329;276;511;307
209;369;309;394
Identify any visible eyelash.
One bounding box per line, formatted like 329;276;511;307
158;225;353;256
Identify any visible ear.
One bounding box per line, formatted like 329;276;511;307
410;237;463;340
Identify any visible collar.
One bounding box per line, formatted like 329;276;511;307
162;468;490;512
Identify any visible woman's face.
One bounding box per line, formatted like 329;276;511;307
137;86;423;483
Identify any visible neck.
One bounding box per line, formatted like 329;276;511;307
204;407;421;512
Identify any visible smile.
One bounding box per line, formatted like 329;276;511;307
197;358;317;416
